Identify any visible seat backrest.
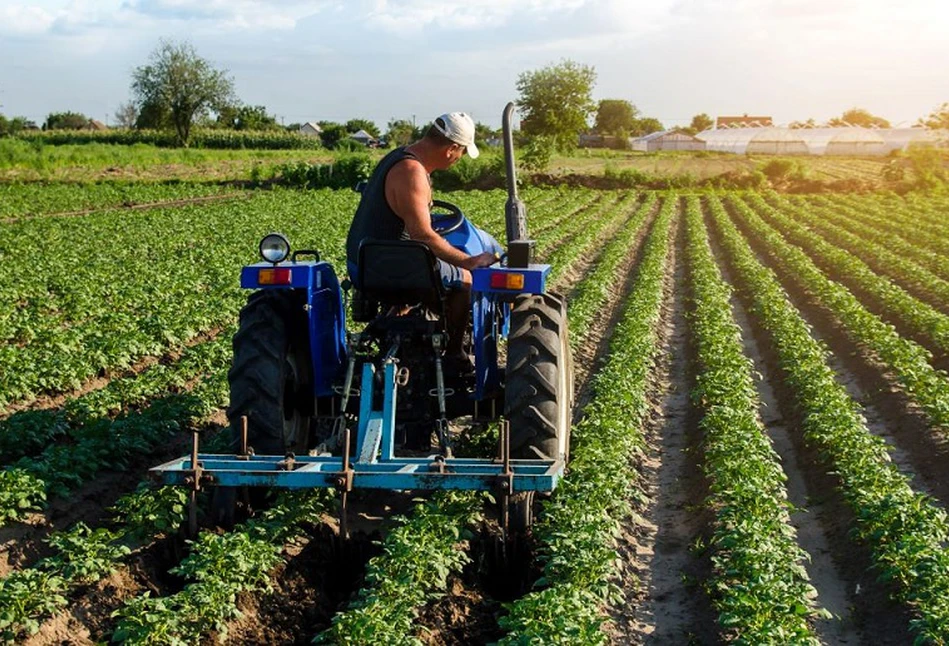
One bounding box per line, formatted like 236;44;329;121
356;239;445;307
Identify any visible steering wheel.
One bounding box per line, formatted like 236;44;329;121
431;199;465;236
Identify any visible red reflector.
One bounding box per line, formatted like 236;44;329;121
259;268;292;285
489;272;507;289
489;271;525;290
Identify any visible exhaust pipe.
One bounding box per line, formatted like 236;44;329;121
502;102;532;266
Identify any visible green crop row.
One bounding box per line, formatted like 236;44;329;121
0;333;231;465
768;195;949;315
0;484;188;643
746;193;949;360
727;196;949;433
814;193;949;261
14;128;323;150
708;195;949;642
497;191;673;644
799;194;949;285
566;193;660;342
316;492;484;645
546;192;640;287
685;196;823;642
0;182;245;219
0;332;231;525
112;490;331;644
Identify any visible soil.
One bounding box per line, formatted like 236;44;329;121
606;201;718;644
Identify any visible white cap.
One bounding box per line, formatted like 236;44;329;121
433;112;479;158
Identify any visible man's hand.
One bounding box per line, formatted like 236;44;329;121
461;252;498;270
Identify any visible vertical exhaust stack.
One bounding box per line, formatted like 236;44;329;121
502;102;533;268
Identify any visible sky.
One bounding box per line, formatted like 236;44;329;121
1;0;947;130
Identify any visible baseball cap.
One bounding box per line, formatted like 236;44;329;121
433;112;480;158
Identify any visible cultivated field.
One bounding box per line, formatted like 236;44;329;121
1;167;949;644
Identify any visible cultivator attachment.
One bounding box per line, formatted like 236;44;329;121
152;353;564;536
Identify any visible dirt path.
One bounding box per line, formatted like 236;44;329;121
607;202;717;644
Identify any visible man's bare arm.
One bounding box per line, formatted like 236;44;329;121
386;160;492;270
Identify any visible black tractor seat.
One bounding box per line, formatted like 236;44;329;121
353;239;447;324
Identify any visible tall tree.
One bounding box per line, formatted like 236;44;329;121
594;99;638;136
516;59;596;150
131;39;236;146
919;102;949;130
317;121;347;149
43;111;89;130
828;107;890;128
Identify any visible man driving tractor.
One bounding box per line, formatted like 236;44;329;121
345;111;502;368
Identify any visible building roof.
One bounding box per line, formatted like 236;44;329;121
632;129;702;142
350;129;375;141
299;121;322;132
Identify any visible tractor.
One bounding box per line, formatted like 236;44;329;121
152;103;573;541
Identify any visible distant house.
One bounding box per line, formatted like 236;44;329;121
85;119;108;131
630;130;705;152
350;129;377;146
299;122;322;137
716;114;773;128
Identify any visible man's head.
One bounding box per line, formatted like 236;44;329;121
425;112;480;167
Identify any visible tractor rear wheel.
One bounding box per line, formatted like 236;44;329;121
227;290;313;456
504;293;572;462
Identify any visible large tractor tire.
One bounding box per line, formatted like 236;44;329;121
504;293;573;461
226;290;313;456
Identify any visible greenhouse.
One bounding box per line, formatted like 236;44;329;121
630;130;705;152
695;128;808;155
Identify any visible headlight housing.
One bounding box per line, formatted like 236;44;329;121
259;233;290;264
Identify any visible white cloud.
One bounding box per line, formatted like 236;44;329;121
0;4;58;33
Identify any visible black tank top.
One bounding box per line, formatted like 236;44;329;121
346;147;420;268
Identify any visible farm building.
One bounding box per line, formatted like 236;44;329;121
696;128;808;155
350;129;377;146
299;122;322;137
630;130;705;152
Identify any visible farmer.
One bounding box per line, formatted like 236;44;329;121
346;111;500;365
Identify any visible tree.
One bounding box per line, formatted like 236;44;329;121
317;121;347;149
516;59;596;150
630;117;664;137
220;105;279;130
594;99;638;136
828;107;890;128
344;118;380;139
114;101;139;129
919;102;949;130
0;114;31;136
474;121;497;145
386;119;415;146
689;113;713;134
43;111;89;130
131;39;236;146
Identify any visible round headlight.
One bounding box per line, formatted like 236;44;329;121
259;233;290;264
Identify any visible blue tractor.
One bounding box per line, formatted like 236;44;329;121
153;103;573;538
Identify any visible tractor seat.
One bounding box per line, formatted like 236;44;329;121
356;239;446;313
